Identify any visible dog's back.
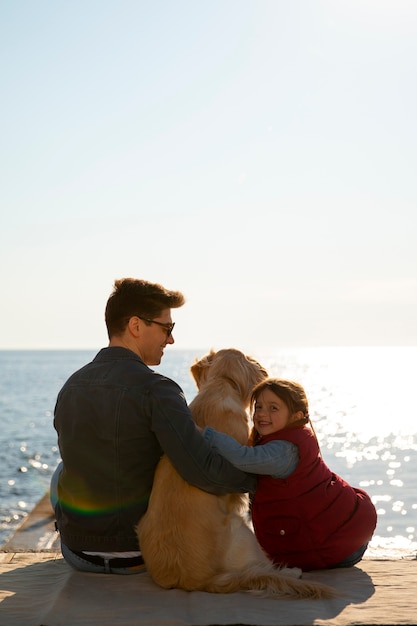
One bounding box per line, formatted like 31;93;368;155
137;349;337;599
137;349;263;590
137;454;230;589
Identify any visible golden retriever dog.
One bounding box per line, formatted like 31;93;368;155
137;348;336;599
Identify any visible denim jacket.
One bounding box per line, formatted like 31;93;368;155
202;426;299;478
53;347;256;552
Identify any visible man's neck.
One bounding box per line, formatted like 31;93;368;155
108;336;140;357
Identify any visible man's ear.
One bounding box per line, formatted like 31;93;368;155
127;316;141;337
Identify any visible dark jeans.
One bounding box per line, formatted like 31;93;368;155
331;543;369;568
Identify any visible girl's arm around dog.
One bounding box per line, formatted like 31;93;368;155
202;427;299;478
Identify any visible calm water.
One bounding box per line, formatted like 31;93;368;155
0;347;416;557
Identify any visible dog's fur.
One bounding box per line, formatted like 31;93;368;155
137;348;336;599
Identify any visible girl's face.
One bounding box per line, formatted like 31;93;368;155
253;389;293;437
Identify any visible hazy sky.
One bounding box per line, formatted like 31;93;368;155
1;0;416;352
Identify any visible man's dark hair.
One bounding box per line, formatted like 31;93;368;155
105;278;185;338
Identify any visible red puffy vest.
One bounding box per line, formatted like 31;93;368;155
251;426;377;570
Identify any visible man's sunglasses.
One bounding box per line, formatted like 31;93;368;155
138;317;175;337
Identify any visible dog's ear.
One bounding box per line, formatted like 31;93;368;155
190;349;216;389
208;349;269;399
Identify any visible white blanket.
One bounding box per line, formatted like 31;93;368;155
0;554;416;626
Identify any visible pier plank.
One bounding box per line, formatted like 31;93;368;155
1;493;60;552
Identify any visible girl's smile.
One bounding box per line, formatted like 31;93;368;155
253;389;292;436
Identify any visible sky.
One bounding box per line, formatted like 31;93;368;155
1;0;417;352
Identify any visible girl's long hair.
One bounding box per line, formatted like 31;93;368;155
248;378;321;454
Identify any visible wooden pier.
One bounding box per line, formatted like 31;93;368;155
1;493;60;553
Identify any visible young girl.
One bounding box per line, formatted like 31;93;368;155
203;378;377;571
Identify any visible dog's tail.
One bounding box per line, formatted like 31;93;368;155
205;562;338;599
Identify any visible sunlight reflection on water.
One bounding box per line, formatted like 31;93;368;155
256;346;417;556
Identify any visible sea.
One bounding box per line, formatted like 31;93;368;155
0;347;416;558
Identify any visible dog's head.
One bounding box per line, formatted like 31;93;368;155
190;348;268;401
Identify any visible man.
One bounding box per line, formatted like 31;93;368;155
51;278;256;574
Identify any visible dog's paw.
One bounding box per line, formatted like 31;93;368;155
281;566;302;579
